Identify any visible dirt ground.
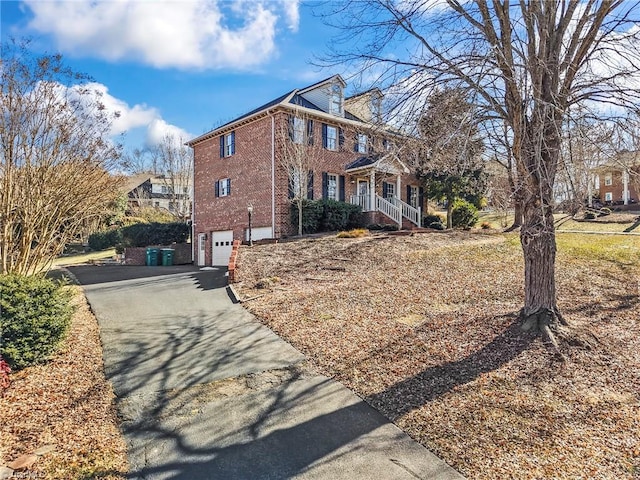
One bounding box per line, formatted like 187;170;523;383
235;230;640;480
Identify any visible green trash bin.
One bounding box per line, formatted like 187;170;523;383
146;247;159;266
160;248;174;266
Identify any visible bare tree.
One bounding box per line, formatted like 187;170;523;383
0;40;122;275
276;110;323;236
323;1;640;344
152;134;193;221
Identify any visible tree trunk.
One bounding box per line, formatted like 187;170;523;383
298;199;303;236
446;194;453;229
509;200;524;230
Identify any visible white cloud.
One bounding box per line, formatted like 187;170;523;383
145;118;192;148
60;82;191;147
22;0;301;70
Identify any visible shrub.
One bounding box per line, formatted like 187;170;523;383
291;200;364;234
120;222;190;247
480;221;492;229
428;221;445;230
367;223;399;231
0;358;10;390
88;228;122;251
291;199;324;234
584;211;597;220
423;213;445;227
336;228;368;238
0;275;74;370
451;199;479;229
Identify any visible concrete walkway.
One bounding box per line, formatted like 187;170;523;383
69;265;464;480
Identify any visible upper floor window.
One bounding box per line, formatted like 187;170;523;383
292;116;305;144
215;178;231;197
371;96;382;122
329;83;343;116
324;125;337;150
219;131;235;158
604;173;612;186
356;133;367;153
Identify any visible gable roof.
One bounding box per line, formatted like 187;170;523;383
187;74;375;147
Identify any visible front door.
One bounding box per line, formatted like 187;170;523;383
357;179;369;211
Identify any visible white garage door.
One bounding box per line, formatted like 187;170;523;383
211;230;233;266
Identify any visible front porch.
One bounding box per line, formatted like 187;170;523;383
346;154;422;228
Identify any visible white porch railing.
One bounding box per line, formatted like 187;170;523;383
350;194;371;212
376;195;402;224
350;194;421;227
389;197;422;227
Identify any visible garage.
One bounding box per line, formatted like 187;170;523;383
211;230;233;266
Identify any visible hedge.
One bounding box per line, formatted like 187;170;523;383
291;200;364;234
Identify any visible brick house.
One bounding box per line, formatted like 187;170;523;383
187;75;425;267
593;151;640;206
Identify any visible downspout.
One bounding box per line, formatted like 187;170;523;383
267;110;276;238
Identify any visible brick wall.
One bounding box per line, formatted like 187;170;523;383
124;243;192;266
597;170;639;204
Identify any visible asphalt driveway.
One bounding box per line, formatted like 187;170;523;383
69;264;464;480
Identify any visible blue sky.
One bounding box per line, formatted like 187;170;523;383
1;1;346;151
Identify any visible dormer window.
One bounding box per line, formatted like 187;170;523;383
329;83;343;116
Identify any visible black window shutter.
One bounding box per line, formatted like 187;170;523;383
307;170;314;200
354;134;359;152
227;178;231;195
214;180;220;197
382;182;389;198
339;175;346;202
307;120;314;145
219;136;224;158
338;128;345;149
322;124;328;148
419;187;425;209
322;172;328;200
230;131;235;155
288;174;294;199
406;185;412;203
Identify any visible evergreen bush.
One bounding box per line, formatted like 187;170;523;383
0;275;73;370
451;199;479;229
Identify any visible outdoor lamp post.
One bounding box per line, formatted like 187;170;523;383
247;204;253;246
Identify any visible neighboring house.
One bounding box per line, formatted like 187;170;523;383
124;173;192;218
592;151;640;206
187;74;425;267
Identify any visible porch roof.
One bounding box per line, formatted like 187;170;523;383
345;153;410;175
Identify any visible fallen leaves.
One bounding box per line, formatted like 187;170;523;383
236;231;640;480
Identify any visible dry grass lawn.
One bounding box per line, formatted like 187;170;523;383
235;231;640;480
0;287;128;479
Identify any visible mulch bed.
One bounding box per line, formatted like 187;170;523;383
0;287;128;479
235;231;640;480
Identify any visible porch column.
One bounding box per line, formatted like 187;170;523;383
623;170;629;205
587;174;593;208
396;175;401;200
369;170;376;212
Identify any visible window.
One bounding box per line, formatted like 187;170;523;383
356;133;367;153
215;178;231;197
408;186;419;209
383;139;394;151
383;182;395;199
604;192;613;201
220;131;235;157
371;95;382;122
327;174;338;200
329;83;343;116
604;173;612;186
292;116;305;144
325;125;337;150
161;185;168;194
291;168;303;198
